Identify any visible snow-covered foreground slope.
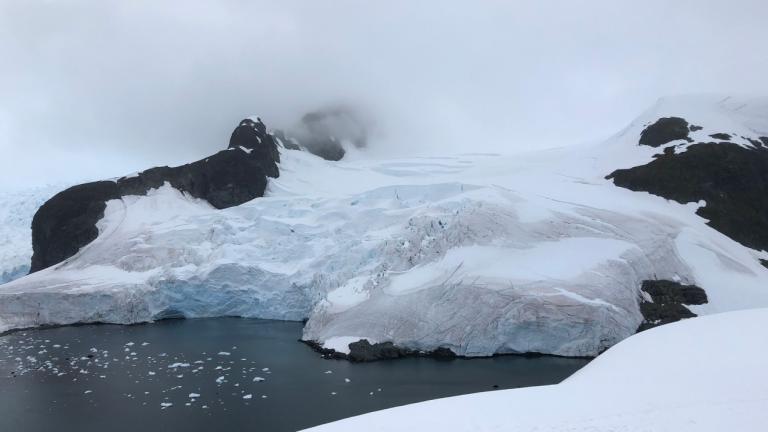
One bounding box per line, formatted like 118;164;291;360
305;308;768;432
0;185;68;284
1;96;768;358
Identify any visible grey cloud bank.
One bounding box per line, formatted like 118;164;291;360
1;0;767;189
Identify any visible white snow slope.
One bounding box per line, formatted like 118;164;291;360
304;308;768;432
1;95;768;357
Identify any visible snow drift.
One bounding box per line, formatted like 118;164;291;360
1;95;768;358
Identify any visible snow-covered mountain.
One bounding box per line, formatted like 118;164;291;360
1;95;767;358
304;308;768;432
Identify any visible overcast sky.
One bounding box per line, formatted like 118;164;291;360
1;0;767;189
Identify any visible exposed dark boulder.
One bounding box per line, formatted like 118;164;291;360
29;118;281;273
608;142;768;251
347;340;411;362
689;124;703;132
639;117;692;147
709;133;732;140
303;338;458;362
637;280;708;332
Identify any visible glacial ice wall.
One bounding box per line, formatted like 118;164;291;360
3;96;768;356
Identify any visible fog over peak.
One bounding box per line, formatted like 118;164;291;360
1;0;767;189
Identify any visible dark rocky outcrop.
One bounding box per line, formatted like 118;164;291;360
29;118;280;273
637;280;708;332
303;339;456;362
271;130;302;151
299;136;346;161
227;118;280;177
709;132;732;140
274;106;370;162
301;107;368;150
347;340;411;362
608;142;768;251
639;117;692;147
31;181;122;273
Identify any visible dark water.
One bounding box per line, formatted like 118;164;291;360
0;318;589;432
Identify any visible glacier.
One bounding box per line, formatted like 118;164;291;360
1;95;768;357
0;185;68;284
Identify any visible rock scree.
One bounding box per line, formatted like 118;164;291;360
29;118;281;273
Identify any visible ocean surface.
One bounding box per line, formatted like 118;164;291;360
0;318;589;431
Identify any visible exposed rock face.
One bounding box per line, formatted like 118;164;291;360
301;107;368;149
30;182;122;273
228;118;280;177
29;118;280;273
638;117;692;147
300;136;346;162
709;132;732;140
347;340;410;362
608;142;768;251
637;280;708;332
273;106;370;162
305;339;457;362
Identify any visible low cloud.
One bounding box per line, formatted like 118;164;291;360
1;0;767;188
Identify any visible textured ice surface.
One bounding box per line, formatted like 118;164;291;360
2;97;768;357
0;185;67;284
